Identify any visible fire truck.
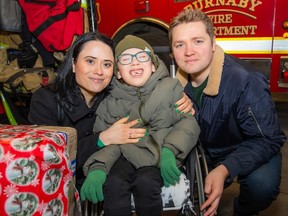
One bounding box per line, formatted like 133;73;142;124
90;0;288;100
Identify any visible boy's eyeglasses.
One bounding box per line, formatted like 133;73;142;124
117;51;151;65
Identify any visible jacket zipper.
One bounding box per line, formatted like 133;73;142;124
248;106;264;137
136;87;160;166
198;93;204;123
136;87;142;100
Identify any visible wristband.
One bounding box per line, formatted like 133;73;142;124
97;138;105;148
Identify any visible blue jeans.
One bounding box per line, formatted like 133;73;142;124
234;153;282;215
207;153;282;216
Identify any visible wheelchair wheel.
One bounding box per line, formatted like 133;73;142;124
83;200;103;216
191;145;208;216
177;205;194;216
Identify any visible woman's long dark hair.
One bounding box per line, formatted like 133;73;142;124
51;32;115;111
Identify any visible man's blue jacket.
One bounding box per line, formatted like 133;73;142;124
177;45;286;180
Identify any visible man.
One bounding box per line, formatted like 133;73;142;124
169;9;286;216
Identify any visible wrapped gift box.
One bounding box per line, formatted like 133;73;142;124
0;124;79;216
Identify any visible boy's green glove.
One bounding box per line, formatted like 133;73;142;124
160;147;181;187
80;170;107;203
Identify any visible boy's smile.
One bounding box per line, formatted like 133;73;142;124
117;48;156;87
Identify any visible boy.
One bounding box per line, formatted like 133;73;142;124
81;35;200;216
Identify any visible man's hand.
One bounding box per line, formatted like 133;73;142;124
80;170;107;204
175;93;195;116
201;165;229;216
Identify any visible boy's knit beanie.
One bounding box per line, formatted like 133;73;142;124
115;35;159;69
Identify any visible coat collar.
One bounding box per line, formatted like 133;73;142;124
62;91;107;121
176;45;225;96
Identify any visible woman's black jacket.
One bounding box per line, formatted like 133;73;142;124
28;87;107;190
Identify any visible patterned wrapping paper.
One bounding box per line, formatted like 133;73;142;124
0;124;78;216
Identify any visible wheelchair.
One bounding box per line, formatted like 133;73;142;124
82;145;208;216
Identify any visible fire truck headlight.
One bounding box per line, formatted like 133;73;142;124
282;20;288;29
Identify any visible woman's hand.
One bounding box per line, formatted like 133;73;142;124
175;93;195;116
99;117;146;146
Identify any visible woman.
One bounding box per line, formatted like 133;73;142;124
28;32;192;191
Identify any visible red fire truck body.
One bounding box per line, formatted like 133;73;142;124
94;0;288;99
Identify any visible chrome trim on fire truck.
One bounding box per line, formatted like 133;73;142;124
216;37;288;54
